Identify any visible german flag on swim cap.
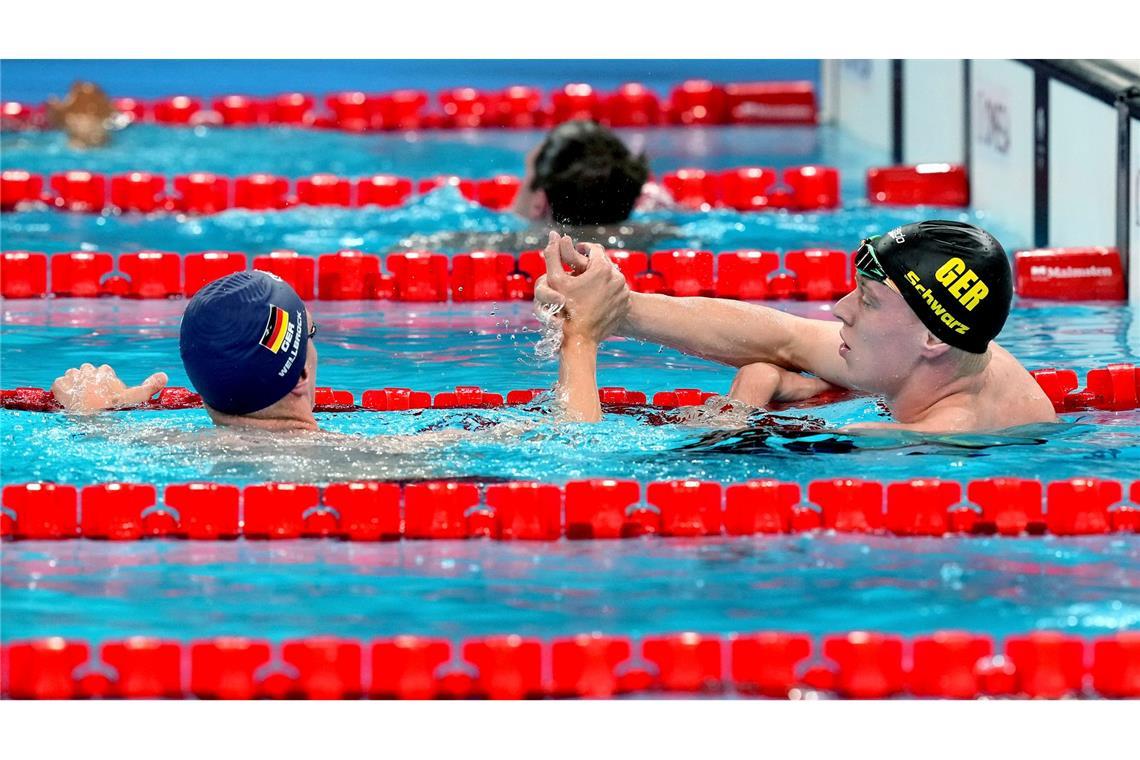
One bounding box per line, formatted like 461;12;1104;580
179;270;309;415
872;220;1013;353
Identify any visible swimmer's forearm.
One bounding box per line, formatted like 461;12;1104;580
619;293;800;368
557;337;603;423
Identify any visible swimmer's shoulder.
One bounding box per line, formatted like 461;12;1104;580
985;343;1058;422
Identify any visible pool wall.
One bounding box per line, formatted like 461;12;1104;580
824;58;1140;299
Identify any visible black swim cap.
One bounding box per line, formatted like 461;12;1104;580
179;271;310;415
872;220;1013;353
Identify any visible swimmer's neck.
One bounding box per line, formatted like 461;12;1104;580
881;355;989;424
205;405;320;432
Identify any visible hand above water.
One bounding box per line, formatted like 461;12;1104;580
51;364;169;413
533;231;630;344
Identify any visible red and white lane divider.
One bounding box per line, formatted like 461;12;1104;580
2;477;1138;541
3;630;1137;699
1;166;844;215
0;164;972;216
0;246;859;302
2;170;519;214
6;242;1123;304
0;80;819;133
3;361;1137;414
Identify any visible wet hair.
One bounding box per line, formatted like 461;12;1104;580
948;345;991;378
531;120;650;226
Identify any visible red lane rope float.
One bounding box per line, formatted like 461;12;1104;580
0;80;817;134
0;384;741;413
663;165;842;211
0;169;503;214
2;477;1138;542
3;163;981;217
0;244;890;304
0;246;858;302
4;244;1122;303
866;163;969;207
1;165;862;216
3;630;1136;699
4;361;1139;414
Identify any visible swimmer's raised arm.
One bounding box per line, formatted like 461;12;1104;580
616;294;856;390
558;337;602;422
51;364;168;414
539;232;629;422
535;275;855;389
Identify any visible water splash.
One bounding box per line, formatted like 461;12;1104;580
533;301;564;362
671;394;756;428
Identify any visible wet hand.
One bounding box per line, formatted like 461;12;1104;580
533;274;565;326
50;364;168;413
532;230;580;322
539;231;630;343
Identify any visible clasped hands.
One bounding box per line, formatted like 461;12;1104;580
533;230;631;346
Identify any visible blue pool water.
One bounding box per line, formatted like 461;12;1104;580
3;537;1137;644
0;59;822;104
2;122;1139;649
2;298;1140;487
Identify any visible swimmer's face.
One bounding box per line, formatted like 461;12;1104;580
833;275;928;394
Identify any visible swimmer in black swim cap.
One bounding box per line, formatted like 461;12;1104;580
850;220;1012;354
829;220;1013;401
52;270;322;431
537;220;1058;433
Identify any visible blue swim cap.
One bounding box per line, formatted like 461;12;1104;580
179;271;310;415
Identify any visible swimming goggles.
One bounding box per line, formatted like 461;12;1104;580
308;321;318;339
854;236;888;283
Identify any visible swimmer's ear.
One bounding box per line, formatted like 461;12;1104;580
526;188;549;220
920;331;952;360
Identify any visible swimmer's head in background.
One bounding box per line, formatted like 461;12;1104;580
855;220;1013;353
531;119;650;226
179;271;310;415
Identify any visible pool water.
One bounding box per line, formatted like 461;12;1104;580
3;537;1137;644
2;122;1138;650
3;297;1139;487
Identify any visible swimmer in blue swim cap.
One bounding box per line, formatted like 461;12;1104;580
52;270;322;431
51;265;604;431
